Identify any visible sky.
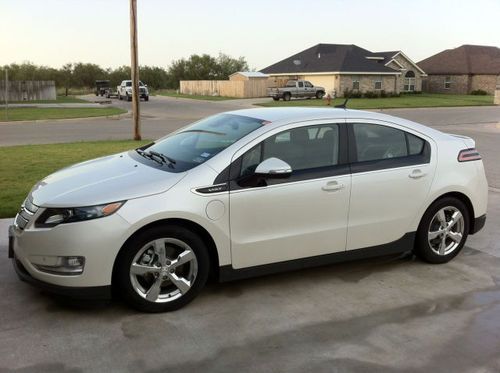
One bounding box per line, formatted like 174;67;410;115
1;0;499;70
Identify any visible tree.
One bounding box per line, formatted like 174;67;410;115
60;63;73;96
167;53;249;89
72;63;106;88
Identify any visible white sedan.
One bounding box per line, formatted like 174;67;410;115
9;108;488;312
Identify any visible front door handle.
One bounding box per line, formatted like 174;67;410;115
409;169;427;179
322;181;344;192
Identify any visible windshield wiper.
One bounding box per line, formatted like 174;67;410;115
149;150;176;167
136;149;176;168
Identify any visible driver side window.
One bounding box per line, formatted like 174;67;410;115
238;124;340;178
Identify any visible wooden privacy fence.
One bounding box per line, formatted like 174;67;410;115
180;79;269;98
0;81;56;101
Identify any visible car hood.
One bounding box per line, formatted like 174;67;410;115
30;152;186;207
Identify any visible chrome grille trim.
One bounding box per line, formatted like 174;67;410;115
15;195;39;230
15;214;29;230
23;197;39;214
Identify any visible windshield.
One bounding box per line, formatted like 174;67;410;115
125;81;144;87
140;114;266;172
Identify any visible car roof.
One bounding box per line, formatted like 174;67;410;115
226;107;447;139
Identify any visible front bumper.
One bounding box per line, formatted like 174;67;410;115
9;212;132;289
13;257;111;299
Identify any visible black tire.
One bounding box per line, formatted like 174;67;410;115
414;197;470;264
283;92;291;101
316;91;325;99
126;94;132;102
114;225;210;312
272;97;279;101
144;96;149;101
118;94;122;100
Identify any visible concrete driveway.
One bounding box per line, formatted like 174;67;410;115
0;191;500;372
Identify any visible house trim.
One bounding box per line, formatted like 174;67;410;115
391;51;427;75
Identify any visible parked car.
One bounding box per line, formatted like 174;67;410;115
267;80;325;101
9;108;487;312
95;80;110;96
118;80;149;101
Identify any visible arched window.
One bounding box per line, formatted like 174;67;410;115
404;70;416;91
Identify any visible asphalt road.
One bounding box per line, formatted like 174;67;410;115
1;98;500;372
1;97;499;187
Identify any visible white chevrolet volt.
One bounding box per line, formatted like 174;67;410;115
9;108;488;312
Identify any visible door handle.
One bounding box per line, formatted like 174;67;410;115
322;181;344;192
409;169;427;179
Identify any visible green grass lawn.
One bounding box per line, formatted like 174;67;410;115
256;93;494;109
153;89;237;101
0;107;127;122
7;95;88;104
0;140;151;218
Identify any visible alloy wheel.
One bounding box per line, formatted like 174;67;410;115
427;206;465;256
129;238;198;303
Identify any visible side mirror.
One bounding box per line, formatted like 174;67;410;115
255;158;292;178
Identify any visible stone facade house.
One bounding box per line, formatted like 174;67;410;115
418;45;500;94
260;44;426;97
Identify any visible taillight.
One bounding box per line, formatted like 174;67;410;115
458;148;481;162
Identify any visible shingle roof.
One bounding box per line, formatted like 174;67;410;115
370;51;399;60
418;45;500;75
260;44;399;74
230;71;269;78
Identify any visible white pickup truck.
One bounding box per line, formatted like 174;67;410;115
118;80;149;102
267;80;325;101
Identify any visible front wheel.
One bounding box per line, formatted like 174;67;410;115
316;91;325;99
144;96;149;101
114;225;210;312
414;197;469;264
272;97;279;101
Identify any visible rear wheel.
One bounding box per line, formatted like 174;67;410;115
115;225;210;312
283;92;291;101
272;97;279;101
414;197;469;264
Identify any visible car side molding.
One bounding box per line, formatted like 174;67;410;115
219;232;416;282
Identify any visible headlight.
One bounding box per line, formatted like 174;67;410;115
35;201;125;228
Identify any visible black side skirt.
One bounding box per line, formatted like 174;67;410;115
219;232;415;282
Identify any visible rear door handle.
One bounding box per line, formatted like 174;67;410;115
322;181;344;192
409;169;427;179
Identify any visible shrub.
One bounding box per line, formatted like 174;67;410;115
343;89;362;98
471;89;488;95
380;90;387;98
363;91;379;98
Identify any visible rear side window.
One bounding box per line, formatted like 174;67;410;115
407;133;425;155
352;123;425;162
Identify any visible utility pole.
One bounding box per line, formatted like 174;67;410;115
4;68;8;121
130;0;141;140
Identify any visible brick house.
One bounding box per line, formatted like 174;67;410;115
418;45;500;94
260;44;426;97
